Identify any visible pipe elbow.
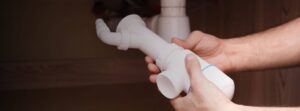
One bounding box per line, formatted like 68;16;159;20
95;19;122;46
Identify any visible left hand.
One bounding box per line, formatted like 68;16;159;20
170;54;237;111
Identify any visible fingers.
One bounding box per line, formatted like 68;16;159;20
145;56;154;64
172;31;204;49
147;63;160;74
145;56;160;73
147;64;159;83
185;31;204;48
145;56;160;83
149;75;157;83
185;54;204;90
172;38;190;49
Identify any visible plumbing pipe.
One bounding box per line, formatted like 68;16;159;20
157;0;190;42
96;19;122;46
103;16;160;34
100;0;190;43
161;0;186;16
95;14;235;99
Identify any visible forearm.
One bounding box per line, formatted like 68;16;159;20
236;104;300;111
224;17;300;71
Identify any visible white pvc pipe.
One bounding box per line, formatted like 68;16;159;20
96;19;122;46
157;0;190;42
161;0;186;16
95;14;235;99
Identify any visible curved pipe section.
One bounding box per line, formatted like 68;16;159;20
95;19;122;46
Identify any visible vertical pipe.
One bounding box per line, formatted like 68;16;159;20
158;0;190;42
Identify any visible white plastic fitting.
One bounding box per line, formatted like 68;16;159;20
158;0;190;42
95;14;235;99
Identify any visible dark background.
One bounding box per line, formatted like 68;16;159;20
1;0;300;111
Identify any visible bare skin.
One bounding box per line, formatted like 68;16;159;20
145;17;300;110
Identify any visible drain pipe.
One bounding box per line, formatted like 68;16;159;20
96;19;122;46
95;14;235;99
158;0;190;42
102;0;190;43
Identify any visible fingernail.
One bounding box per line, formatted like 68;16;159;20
186;54;195;61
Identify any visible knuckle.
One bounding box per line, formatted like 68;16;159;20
189;31;204;38
191;30;203;35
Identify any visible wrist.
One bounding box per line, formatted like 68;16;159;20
223;36;255;72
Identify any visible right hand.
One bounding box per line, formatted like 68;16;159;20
145;31;238;83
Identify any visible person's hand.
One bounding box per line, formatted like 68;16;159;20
170;54;237;111
145;31;237;83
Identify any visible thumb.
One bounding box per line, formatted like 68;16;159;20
171;38;191;49
185;54;206;91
